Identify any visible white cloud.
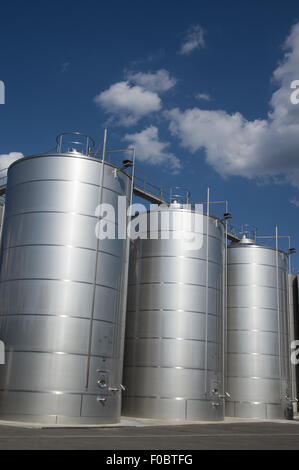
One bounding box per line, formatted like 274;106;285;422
0;153;23;179
127;69;177;93
166;108;268;177
290;197;299;207
94;81;161;126
179;25;206;55
123;126;181;171
166;22;299;188
195;93;211;101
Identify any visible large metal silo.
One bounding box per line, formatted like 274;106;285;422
226;236;292;419
290;274;299;411
0;133;133;424
122;204;226;421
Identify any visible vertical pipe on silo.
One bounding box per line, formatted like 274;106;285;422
204;187;210;395
85;129;108;390
275;226;283;405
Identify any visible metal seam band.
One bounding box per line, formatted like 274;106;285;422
125;336;218;344
123;365;221;372
137;254;222;267
227;306;287;312
0;389;220;402
228;262;287;270
6;177;129;197
126;308;220;317
136;232;224;244
4;209;125;222
123;395;220;401
0;313;115;323
228;283;287;291
227;328;281;334
3;349;112;359
227;351;282;358
226;399;283;406
226;375;281;381
0;388;108;397
1;243;123;258
129;281;221;290
0;277;121;291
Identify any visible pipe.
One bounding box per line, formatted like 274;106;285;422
85;128;107;390
204;187;210;395
275;226;283;404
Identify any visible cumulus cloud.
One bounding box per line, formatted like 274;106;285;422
94;81;161;126
166;22;299;188
123;126;181;171
0;153;23;179
166;108;268;176
195;93;211;101
179;25;206;55
127;69;177;93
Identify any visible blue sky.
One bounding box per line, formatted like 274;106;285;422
1;0;299;270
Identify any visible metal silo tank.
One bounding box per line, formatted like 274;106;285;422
288;274;298;412
0;133;133;424
226;236;292;419
122;204;226;421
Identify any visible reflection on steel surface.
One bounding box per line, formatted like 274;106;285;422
290;274;299;411
226;237;292;419
122;205;225;421
0;150;132;424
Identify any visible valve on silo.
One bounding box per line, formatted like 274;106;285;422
108;384;127;393
97;377;107;389
212;402;221;408
96;397;107;404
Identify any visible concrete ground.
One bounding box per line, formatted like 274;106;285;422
0;417;299;449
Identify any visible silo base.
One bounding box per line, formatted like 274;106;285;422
0;391;121;425
122;397;224;421
225;401;292;420
0;414;120;425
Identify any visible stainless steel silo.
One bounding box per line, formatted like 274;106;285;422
0;133;133;424
226;236;292;419
122;204;226;421
288;274;298;412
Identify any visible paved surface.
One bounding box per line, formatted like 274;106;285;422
0;420;299;449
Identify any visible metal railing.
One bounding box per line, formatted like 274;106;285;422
56;132;95;156
256;232;296;273
229;223;257;241
133;169;191;205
